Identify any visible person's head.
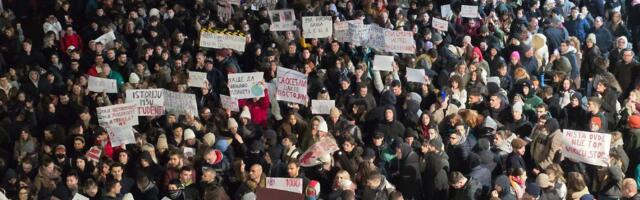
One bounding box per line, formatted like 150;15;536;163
110;162;124;179
287;161;300;178
201;167;216;183
366;172;383;189
536;103;549;118
282;135;297;149
105;179;121;195
83;179;99;197
384;107;395;122
342;137;357;153
567;172;587;192
449;131;463;145
511;138;526;156
65;171;79;190
179;166;194;183
570;6;579;18
545;164;565;183
168;150;184;168
449;171;468;189
587;97;602;114
249;164;263;182
622;178;638;198
489;94;502;109
623;49;634;64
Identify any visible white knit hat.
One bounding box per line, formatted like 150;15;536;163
202;132;216;146
318;119;328;133
240;106;251;120
184;128;196;140
228;118;239;129
129;73;140;84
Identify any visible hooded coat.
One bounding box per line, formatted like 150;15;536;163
374;107;406;141
560;92;589;130
422;152;450;200
493;175;517;200
362;175;396;200
394;143;423;199
451;177;483;200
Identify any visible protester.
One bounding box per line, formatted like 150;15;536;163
1;0;640;199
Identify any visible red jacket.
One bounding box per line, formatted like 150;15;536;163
60;33;83;52
238;89;270;128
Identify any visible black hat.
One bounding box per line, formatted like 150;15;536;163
373;131;385;139
363;148;376;160
390;80;402;87
428;138;444;150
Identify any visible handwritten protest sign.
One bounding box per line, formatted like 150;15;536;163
267;177;303;194
441;4;453;18
228;72;265;99
461;5;479;18
276;67;308;105
311;100;335;114
163;90;199;116
366;24;386;50
269;9;297;31
334;20;363;42
188;70;208;88
126;89;165;116
561;129;611;167
373;55;394;71
384;30;416;54
432;18;448;31
299;137;340;167
199;30;246;52
97;103;139;128
250;0;278;10
106;126;136;147
302;16;333;38
220;94;240;112
349;23;370;46
406;68;427;83
85;146;102;162
88;76;118;93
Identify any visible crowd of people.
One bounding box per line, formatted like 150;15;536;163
0;0;640;199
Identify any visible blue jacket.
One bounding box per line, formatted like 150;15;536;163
564;17;590;41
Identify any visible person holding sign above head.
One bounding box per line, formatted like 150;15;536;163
238;81;270;128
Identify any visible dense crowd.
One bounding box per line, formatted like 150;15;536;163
0;0;640;199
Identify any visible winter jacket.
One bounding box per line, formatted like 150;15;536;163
394;143;423;199
451;177;482;200
565;17;591;41
530;119;563;169
422;152;450;200
362;176;396;200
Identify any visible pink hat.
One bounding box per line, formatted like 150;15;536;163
511;51;520;60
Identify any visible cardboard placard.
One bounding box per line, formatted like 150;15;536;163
88;76;118;93
125;89;165;116
228;72;265;99
276;67;308;105
302;16;333;38
561;129;611;167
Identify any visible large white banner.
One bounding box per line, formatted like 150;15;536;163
125;89;165;116
199;31;246;52
266;177;303;194
561;129;611;167
188;70;208;88
384;30;416;54
349;23;370;46
365;24;386;50
88;76;118;93
96;103;139;128
302;16;333;38
276;67;308;105
228;72;265;99
269;9;297;31
163;90;199;116
334;20;363;42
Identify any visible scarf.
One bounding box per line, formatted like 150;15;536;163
168;189;183;199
